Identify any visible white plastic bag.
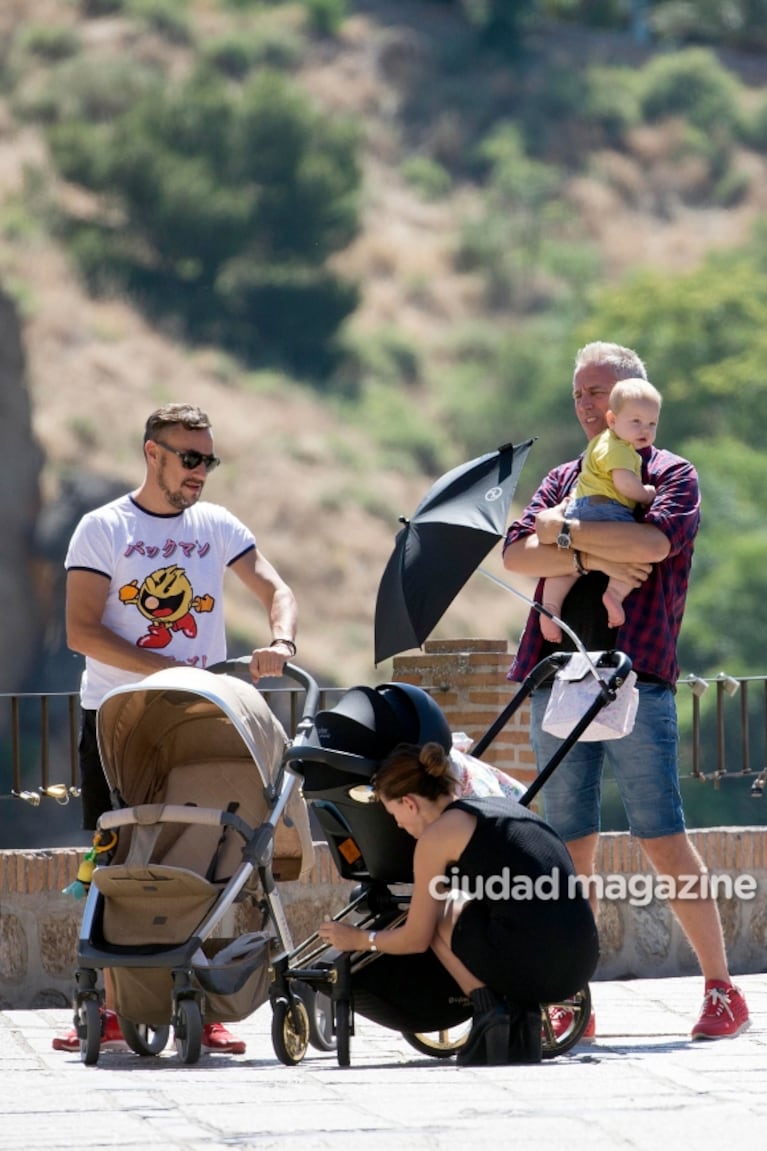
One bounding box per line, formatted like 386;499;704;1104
541;655;638;742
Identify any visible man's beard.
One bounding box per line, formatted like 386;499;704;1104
159;465;201;510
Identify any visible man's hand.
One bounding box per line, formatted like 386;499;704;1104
249;645;290;682
534;501;570;546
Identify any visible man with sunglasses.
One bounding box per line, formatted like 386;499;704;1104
53;402;297;1056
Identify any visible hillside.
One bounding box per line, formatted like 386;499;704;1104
3;1;767;689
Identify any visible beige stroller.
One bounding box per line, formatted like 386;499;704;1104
73;665;314;1065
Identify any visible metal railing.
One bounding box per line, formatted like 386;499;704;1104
678;672;767;796
2;673;767;812
1;683;345;810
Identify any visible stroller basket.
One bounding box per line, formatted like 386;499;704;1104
106;933;275;1029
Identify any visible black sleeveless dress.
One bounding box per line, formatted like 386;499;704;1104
448;795;599;1006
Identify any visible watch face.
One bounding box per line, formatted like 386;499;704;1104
557;526;571;548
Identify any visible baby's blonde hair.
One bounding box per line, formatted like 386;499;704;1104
609;377;662;413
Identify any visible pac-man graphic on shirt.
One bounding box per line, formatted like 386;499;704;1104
119;566;214;650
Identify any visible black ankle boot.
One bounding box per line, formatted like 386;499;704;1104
507;1006;543;1064
457;988;510;1067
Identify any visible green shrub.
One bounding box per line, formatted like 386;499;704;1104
336;326;422;392
125;0;193;45
201;26;304;78
348;380;449;474
16;25;81;62
457;124;583;311
438;317;577;475
739;94;767;153
303;0;348;37
649;0;767;51
47;121;115;188
510;67;593;164
581;66;642;147
212;260;361;373
19;56;160;126
538;1;632;27
77;0;125;14
46;63;363;373
401;155;452;200
711;163;751;208
473;122;563;204
639;48;743;137
459;0;538;52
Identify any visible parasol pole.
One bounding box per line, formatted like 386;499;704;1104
477;567;605;686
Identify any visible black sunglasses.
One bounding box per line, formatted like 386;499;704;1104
154;440;221;472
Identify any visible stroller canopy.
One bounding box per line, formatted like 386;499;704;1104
96;666;314;880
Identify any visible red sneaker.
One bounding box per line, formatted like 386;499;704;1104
691;981;750;1040
546;1006;596;1044
201;1022;246;1055
51;1009;128;1053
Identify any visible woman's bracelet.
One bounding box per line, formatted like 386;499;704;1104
573;550;588;577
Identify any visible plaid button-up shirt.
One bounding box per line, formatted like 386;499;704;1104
503;445;700;687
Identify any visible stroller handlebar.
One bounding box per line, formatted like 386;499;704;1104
208;657;321;727
282;744;380;780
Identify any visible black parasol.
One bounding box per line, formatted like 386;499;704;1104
374;439;535;664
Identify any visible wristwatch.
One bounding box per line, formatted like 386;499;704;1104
368;931;378;952
556;520;573;549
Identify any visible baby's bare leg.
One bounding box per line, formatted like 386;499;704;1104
540;574;578;643
602;577;634;628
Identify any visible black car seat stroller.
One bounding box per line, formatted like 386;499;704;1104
267;650;630;1066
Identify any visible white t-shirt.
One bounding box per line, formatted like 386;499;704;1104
65;494;256;708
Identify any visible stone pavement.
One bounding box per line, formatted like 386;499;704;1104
0;974;764;1151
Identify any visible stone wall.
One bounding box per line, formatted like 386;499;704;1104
595;828;767;978
0;844;357;1009
1;831;766;1008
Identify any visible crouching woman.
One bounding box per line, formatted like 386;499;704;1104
317;741;598;1065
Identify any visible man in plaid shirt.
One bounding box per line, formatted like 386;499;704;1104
503;341;749;1042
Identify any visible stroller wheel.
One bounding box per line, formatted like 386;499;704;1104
401;1021;471;1060
119;1017;171;1057
334;998;351;1068
78;998;101;1066
272;996;310;1066
293;983;336;1052
174;999;203;1065
541;985;592;1059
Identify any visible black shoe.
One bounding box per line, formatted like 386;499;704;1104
457;988;511;1067
507;1007;542;1064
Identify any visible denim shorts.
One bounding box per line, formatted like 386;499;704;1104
566;496;636;523
530;682;685;841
